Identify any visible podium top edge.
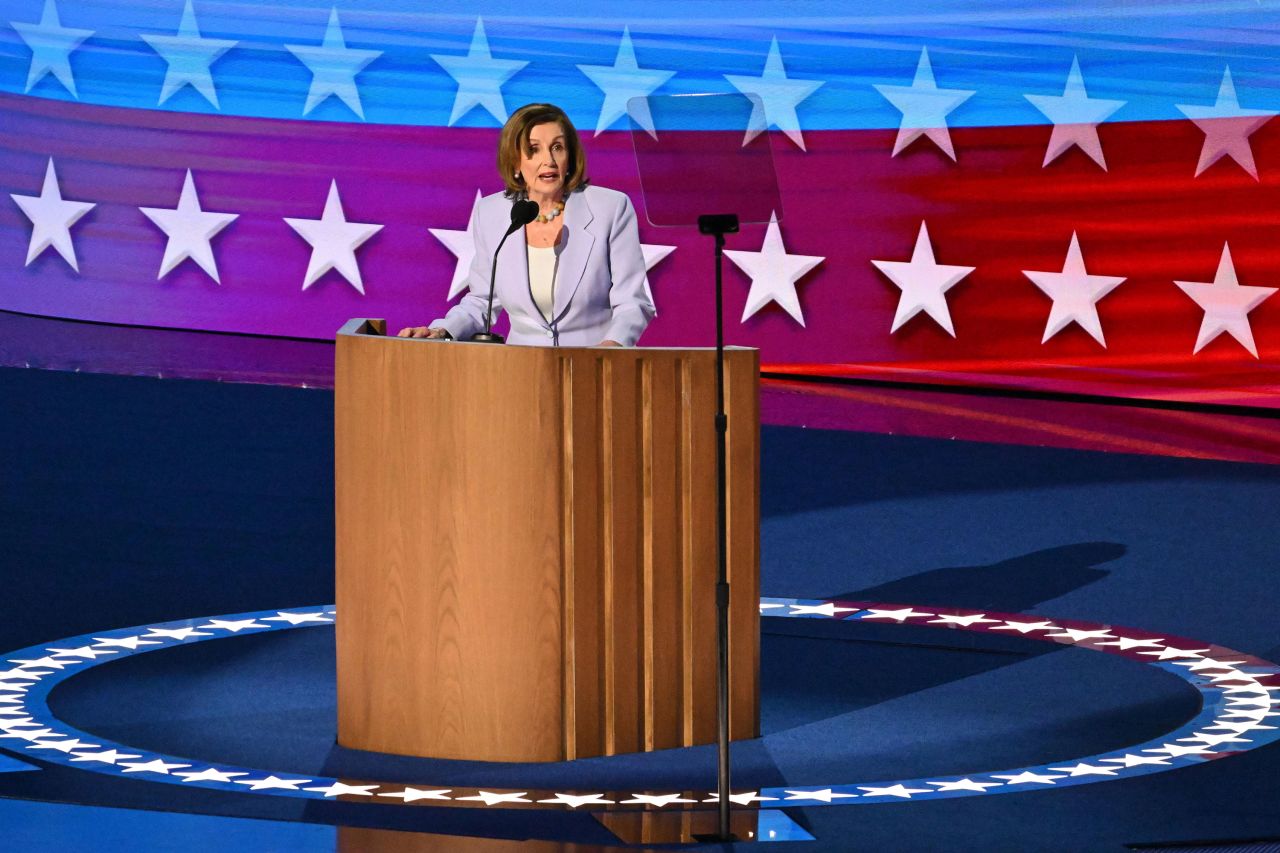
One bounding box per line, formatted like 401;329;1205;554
336;320;758;353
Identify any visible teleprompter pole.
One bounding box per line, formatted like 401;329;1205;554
695;212;739;843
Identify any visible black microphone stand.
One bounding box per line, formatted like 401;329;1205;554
472;199;539;344
693;212;739;844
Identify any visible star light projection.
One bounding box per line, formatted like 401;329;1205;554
140;0;237;108
576;27;676;137
874;47;975;161
1175;67;1277;180
10;0;92;97
724;38;823;151
431;17;527;126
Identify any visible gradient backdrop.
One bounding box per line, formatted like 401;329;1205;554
1;0;1278;404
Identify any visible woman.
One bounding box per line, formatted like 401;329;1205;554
399;103;655;346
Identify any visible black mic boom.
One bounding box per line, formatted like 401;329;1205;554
473;199;541;343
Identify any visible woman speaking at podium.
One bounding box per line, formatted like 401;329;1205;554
399;103;655;347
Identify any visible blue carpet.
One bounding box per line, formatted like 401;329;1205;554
2;366;1279;851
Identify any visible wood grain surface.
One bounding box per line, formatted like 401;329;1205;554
336;321;759;762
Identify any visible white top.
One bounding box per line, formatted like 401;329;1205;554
527;244;558;323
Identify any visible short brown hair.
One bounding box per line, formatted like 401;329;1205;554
498;103;589;198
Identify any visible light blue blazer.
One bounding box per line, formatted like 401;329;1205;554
432;185;656;347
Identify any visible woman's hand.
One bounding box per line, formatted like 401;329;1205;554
597;339;622;347
398;327;450;339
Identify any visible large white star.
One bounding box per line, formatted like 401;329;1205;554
234;775;311;791
1024;56;1125;170
873;47;975;161
10;0;92;97
1176;67;1276;180
456;790;532;805
90;635;159;650
1023;232;1125;346
285;7;381;120
991;771;1062;785
428;189;482;300
140;0;236;108
640;242;676;313
928;778;1001;792
724;212;823;325
306;782;378;797
783;788;858;802
284;180;383;294
10;158;95;272
431;18;527;126
617;793;697;807
118;758;191;774
1175;243;1276;357
577;27;675;137
871;221;974;336
197;618;267;633
724;37;823;151
139;170;238;283
377;787;453;802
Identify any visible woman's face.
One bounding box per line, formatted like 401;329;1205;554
519;121;568;199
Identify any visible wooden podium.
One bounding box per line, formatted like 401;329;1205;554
334;319;759;762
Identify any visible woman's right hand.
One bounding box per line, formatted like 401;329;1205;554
397;326;450;339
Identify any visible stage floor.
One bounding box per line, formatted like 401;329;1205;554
1;357;1278;851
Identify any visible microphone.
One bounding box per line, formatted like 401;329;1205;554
472;200;541;343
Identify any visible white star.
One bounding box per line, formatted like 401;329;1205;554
70;749;142;765
285;7;380;119
10;158;95;271
284;180;383;294
1205;720;1276;734
198;619;268;633
1178;732;1250;747
234;775;312;791
857;784;931;799
139;170;238;283
758;602;787;612
456;790;532;806
1176;67;1276;180
48;646;117;660
787;602;858;617
724;37;823;150
92;636;160;650
1142;743;1215;757
703;791;778;805
0;717;34;729
27;738;99;753
0;667;45;682
1049;763;1119;776
10;0;92;97
12;656;74;670
537;792;615;808
928;613;998;627
306;782;378;797
1046;627;1117;643
1205;670;1257;684
377;787;453;802
724;212;823;326
873;47;974;161
619;793;698;807
0;727;55;741
927;778;1001;792
783;788;858;802
872;221;974;336
428;189;482;301
640;242;676;313
991;620;1058;635
119;758;191;774
262;611;331;625
1139;646;1210;661
1024;56;1125;170
1174;658;1247;673
1175;243;1276;358
577;27;675;137
1102;754;1172;768
1225;698;1274;710
140;0;236;108
1096;636;1166;651
431;18;527;126
861;607;934;622
142;627;212;641
0;708;28;716
175;767;247;783
991;771;1062;785
1023;233;1125;346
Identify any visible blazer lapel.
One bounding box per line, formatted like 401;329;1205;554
497;220;535;318
552;191;596;322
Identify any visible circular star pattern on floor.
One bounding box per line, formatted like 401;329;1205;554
0;599;1277;812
